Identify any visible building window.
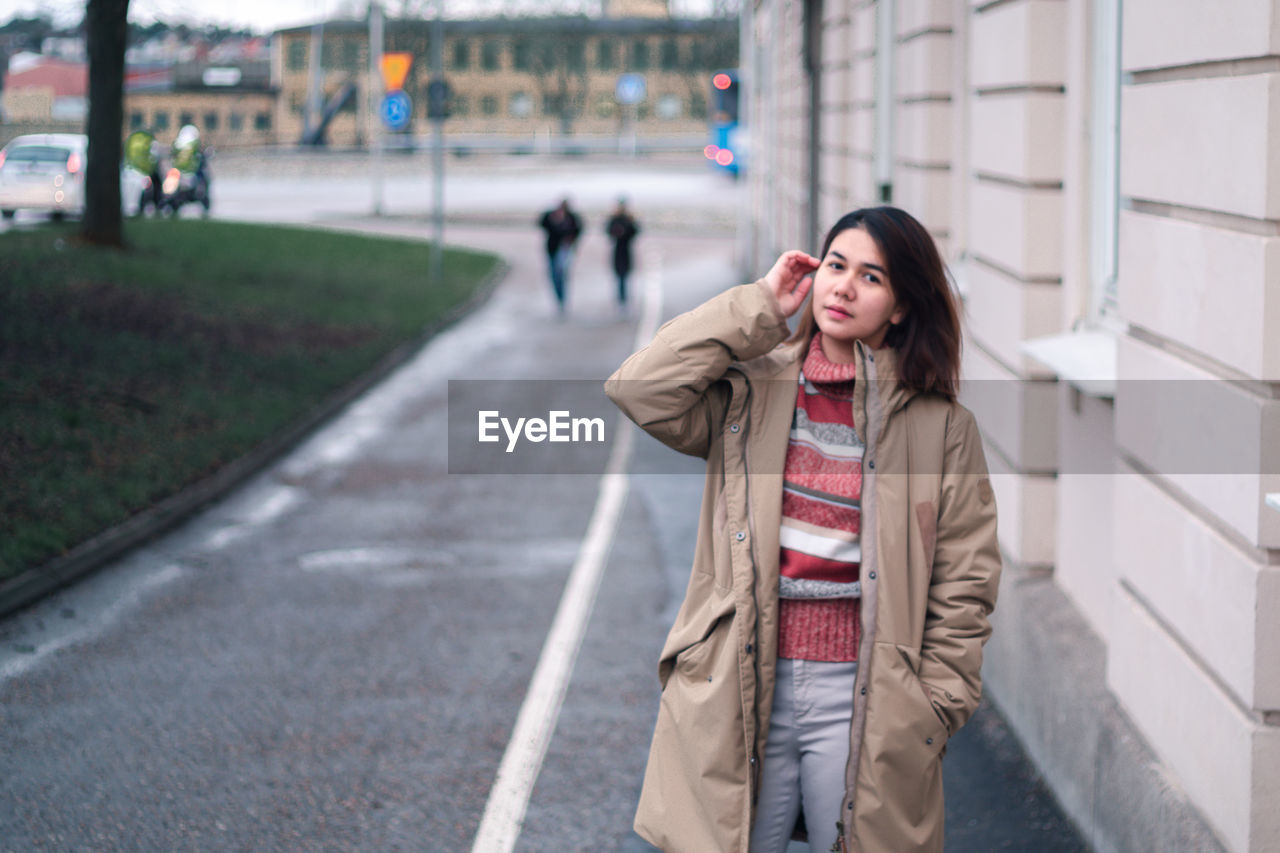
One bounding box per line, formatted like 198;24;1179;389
452;38;470;70
452;95;469;116
204;111;219;130
343;38;361;71
594;93;616;118
661;39;680;70
566;40;585;72
179;112;194;128
688;38;704;69
632;40;650;71
509;91;533;118
229;112;244;131
129;111;144;130
154;111;170;130
657;93;681;119
255;112;271;131
288;40;306;71
537;40;557;70
597;40;614;70
482;39;501;71
542;92;563;117
513;39;531;71
481;95;498;115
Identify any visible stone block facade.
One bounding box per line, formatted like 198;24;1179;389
742;1;1280;850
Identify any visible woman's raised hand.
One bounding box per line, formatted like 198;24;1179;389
762;250;820;317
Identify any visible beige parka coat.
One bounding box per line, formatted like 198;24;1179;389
604;282;1002;853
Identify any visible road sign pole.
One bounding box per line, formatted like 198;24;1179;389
430;1;445;285
615;74;645;158
370;3;384;216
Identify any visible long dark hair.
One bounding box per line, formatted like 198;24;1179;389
791;206;962;400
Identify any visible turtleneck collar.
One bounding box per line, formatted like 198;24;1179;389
802;332;858;384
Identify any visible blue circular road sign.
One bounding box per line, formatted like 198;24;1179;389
381;90;412;130
615;73;646;106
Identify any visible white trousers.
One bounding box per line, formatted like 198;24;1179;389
749;657;859;853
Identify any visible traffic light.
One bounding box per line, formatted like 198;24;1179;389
711;70;738;123
427;78;451;120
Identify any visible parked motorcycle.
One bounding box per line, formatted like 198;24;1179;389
124;129;164;217
160;125;211;217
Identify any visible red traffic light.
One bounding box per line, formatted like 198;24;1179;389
713;73;733;91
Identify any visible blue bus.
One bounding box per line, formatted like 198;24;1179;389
705;69;741;177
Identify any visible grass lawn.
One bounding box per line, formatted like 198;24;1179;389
0;219;501;583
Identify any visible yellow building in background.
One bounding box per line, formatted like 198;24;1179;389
272;15;738;148
124;61;276;150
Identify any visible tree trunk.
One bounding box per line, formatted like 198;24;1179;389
81;0;131;248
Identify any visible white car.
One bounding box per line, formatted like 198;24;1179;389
0;133;144;220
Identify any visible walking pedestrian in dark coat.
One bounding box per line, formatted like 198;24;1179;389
538;199;583;315
605;198;640;314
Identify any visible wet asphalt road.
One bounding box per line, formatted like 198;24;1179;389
0;157;1088;852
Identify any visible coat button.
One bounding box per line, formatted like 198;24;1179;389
868;460;875;470
745;643;753;654
926;738;934;745
868;571;876;580
730;423;740;433
736;531;746;541
860;686;866;695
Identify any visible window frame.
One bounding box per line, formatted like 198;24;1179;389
481;39;502;71
452;38;471;71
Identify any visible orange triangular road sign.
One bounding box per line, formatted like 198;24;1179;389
380;52;412;91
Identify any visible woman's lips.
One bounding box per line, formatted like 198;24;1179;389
824;305;851;319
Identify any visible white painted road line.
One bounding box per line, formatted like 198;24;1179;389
469;253;664;853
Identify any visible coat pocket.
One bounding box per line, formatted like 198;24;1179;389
644;615;748;844
673;614;733;684
863;643;950;830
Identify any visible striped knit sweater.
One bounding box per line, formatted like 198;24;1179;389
777;333;863;662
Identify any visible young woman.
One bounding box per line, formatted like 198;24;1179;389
605;206;1002;853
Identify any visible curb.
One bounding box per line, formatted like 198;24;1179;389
0;256;510;620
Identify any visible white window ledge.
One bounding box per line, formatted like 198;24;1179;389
1019;329;1118;399
1266;493;1280;513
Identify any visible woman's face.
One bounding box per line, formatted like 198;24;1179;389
811;227;904;362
